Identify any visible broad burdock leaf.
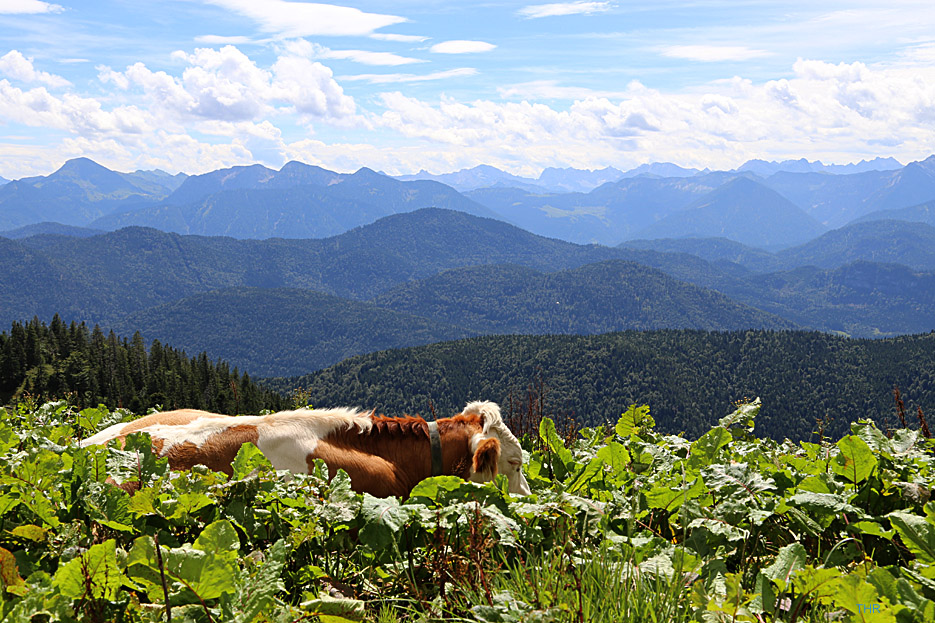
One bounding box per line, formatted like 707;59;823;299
128;521;241;605
301;592;365;621
689;427;732;469
359;494;410;551
687;517;750;543
565;455;604;493
646;476;704;511
596;441;630;482
718;399;759;431
763;543;807;587
832;435;877;484
887;511;935;564
52;539;126;601
10;524;47;542
82;480;135;533
789;566;843;607
785;491;863;528
408;475;463;504
220;539;287;623
615;404;654;439
231;442;273;480
702;462;776;505
193;519;240;555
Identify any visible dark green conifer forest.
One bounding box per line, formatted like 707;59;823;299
0;316;285;413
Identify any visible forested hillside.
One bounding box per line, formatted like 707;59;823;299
102;263;791;377
112;288;472;377
0;317;285;413
372;260;794;334
271;330;935;442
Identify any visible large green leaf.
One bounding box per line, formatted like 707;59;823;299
888;511;935;564
539;417;574;480
832;435;877;484
718;399;760;431
763;543;807;587
689;427;732;469
127;521;241;605
220;540;287;622
52;539;125;601
359;494;410;550
615;404;654;438
231;442;273;480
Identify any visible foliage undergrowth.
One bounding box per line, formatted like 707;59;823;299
1;398;934;622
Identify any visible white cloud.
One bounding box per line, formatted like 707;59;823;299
370;33;428;43
430;40;496;54
201;0;406;38
0;50;70;87
315;47;423;67
661;45;771;62
270;55;356;118
195;35;258;45
342;68;477;85
104;45;356;124
499;80;638;100
369;57;935;171
518;1;613;19
280;39;422;66
0;0;62;14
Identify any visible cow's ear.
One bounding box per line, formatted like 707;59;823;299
473;438;500;475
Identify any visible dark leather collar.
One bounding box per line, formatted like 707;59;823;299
427;420;443;476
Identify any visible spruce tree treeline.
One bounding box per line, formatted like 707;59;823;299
0;316;286;413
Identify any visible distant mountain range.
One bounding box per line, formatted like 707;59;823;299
4;208;935;378
0;222;105;239
91;163;497;238
854;200;935;227
0;176;8;186
0;158;186;230
633;177;826;249
624;220;935;273
735;157;902;177
393;157;903;193
5;155;935;250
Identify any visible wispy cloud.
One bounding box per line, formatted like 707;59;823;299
283;40;423;67
201;0;406;38
518;1;612;19
661;45;771;62
341;67;477;84
430;40;496;54
498;80;636;100
315;48;423;67
0;0;63;14
195;35;259;45
370;33;428;43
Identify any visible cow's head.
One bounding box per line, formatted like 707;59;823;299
463;401;532;496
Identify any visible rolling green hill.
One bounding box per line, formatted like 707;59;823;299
372;260;794;334
103;262;793;377
634;177;827;249
111;288;472;377
775;220;935;271
4;209;935;340
269;329;935;442
620;236;782;272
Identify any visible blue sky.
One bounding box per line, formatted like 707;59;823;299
2;0;935;178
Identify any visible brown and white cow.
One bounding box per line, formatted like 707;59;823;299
79;400;531;497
